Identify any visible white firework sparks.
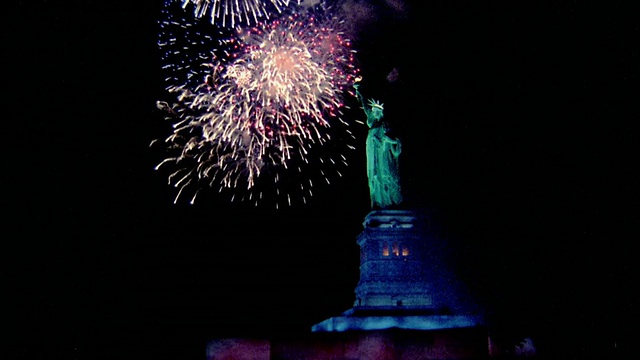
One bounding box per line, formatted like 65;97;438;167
177;0;302;28
155;8;360;206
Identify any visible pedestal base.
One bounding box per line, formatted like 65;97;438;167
312;306;484;332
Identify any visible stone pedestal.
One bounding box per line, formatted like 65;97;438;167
312;209;483;332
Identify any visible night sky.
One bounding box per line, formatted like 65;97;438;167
4;1;639;359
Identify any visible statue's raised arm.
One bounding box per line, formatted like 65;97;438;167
355;81;403;209
354;83;373;123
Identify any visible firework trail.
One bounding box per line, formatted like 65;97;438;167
176;0;302;28
155;3;360;206
158;2;227;91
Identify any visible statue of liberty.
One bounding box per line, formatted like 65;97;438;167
354;81;402;209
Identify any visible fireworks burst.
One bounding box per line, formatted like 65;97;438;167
155;4;360;206
176;0;302;28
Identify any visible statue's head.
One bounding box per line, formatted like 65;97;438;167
368;99;384;120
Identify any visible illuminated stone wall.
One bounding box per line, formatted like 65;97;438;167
207;328;489;360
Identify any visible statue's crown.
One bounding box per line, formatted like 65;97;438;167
368;98;384;110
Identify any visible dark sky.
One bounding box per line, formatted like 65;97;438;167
4;1;639;359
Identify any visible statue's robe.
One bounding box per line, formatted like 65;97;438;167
366;123;402;209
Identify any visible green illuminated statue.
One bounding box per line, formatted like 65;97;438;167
354;82;402;209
